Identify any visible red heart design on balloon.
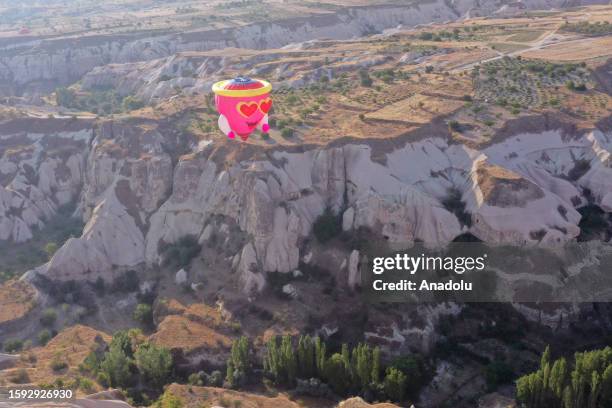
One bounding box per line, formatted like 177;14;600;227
237;102;259;117
259;98;272;114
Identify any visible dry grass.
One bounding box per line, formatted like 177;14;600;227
506;30;547;43
338;397;401;408
150;299;232;355
0;280;36;324
520;36;612;60
163;384;302;408
0;325;110;390
366;94;465;124
489;42;530;54
476;162;544;207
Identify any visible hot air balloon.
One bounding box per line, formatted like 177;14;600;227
212;77;272;141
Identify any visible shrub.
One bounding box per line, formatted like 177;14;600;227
112;270;140;293
281;128;294;139
44;242;58;259
9;368;30;384
79;377;94;393
133;303;154;328
122;95;145;111
159;392;183;408
55;87;76;108
188;372;203;386
50;355;68;372
358;69;373;87
485;360;513;391
96;371;110;388
391;355;429;398
312;207;341;243
81;351;102;374
40;308;57;327
208;370;224;387
38;329;52;346
4;339;23;353
160;235;201;269
448;120;462;132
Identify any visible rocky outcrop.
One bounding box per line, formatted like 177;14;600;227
12;117;608;294
365;303;463;354
37;120;173;281
0;120;92;242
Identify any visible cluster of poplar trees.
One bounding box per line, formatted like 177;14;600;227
224;334;408;402
516;346;612;408
262;335;407;401
225;336;251;388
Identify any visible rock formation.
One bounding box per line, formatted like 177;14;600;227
4;114;605;295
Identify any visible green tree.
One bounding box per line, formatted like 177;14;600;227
391;355;427;398
109;330;135;358
325;353;351;396
315;336;327;377
161;235;201;269
38;329;52;346
44;242;58;259
262;335;296;386
121;95;144;111
100;342;132;388
4;339;23;353
133;303;153;328
297;335;316;379
226;336;251;388
352;343;373;390
485;360;514;391
516;346;612;408
384;367;407;402
40;308;57;327
312;207;341;243
55;87;76;108
134;343;173;388
264;337;280;383
359;69;373;87
371;347;381;384
159;392;183;408
282;335;297;385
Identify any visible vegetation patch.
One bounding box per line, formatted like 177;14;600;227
160;235;202;269
0;204;83;283
517;346;612;408
561;21;612;36
312;207;342;244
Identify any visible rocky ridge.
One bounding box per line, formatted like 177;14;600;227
1;0;608;97
3;115;606;295
0;119;91;242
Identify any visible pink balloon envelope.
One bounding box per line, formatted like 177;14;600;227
212;77;272;141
